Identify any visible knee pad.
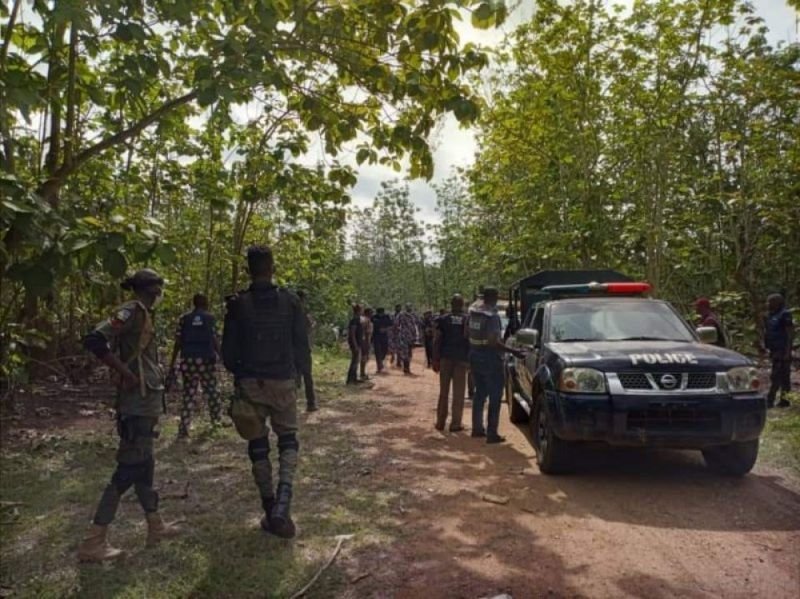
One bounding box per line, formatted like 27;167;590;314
248;437;270;462
278;433;299;453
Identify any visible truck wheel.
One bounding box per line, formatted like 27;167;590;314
702;440;759;476
532;400;571;474
508;382;528;424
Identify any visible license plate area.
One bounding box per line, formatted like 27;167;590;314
627;402;721;432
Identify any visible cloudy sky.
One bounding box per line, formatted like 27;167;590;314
335;0;799;225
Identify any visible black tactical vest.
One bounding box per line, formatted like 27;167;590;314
180;310;215;359
236;286;294;378
438;313;470;361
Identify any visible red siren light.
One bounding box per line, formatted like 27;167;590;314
605;282;652;294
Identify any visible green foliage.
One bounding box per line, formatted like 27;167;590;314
436;0;800;352
347;180;430;310
0;1;504;377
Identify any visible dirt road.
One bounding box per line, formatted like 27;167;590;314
333;353;800;598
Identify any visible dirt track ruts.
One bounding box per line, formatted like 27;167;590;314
325;352;800;599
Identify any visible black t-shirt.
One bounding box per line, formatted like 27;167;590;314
436;312;470;362
349;315;364;349
372;313;392;339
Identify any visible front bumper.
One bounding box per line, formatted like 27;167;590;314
547;391;766;448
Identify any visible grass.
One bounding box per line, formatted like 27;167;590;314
760;393;800;481
0;349;399;599
3;351;798;597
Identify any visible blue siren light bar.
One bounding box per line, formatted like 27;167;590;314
541;282;652;295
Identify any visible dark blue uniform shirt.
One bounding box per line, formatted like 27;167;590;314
178;309;217;359
765;308;793;352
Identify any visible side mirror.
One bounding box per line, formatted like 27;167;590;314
696;326;718;345
516;328;539;349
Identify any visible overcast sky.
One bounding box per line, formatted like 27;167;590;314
331;0;799;225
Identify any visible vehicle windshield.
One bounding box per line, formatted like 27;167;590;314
549;301;694;343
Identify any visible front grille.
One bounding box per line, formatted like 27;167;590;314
619;373;652;389
617;371;719;391
627;407;721;432
686;372;717;389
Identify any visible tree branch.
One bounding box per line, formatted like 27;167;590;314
0;0;21;71
63;20;79;168
38;90;198;200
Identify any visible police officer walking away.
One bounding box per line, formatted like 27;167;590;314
467;287;524;444
169;293;222;438
764;293;794;408
347;304;364;384
222;246;310;538
79;269;182;562
372;307;392;373
296;290;318;412
433;294;470;432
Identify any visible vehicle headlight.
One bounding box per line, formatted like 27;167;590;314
725;367;760;393
559;368;607;393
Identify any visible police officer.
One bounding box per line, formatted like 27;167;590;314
372;307;392;373
467;287;524;444
764;293;794;408
433;294;470;432
169;293;222;438
78;269;182;562
222;246;310;538
347;303;364;384
296;290;318;412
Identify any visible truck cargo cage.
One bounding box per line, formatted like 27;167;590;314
508;270;634;334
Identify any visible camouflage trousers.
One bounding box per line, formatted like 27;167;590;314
231;378;299;502
92;415;160;525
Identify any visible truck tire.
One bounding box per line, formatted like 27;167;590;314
532;399;572;474
702;440;759;476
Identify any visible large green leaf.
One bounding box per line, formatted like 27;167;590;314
103;249;128;278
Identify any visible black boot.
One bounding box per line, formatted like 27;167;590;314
270;483;296;539
260;496;275;532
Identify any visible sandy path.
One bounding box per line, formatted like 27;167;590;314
332;352;800;599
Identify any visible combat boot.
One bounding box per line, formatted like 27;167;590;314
260;496;275;532
269;483;296;539
77;524;123;562
145;512;183;547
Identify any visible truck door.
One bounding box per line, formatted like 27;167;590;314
519;305;544;398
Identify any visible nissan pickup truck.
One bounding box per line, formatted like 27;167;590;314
505;272;765;475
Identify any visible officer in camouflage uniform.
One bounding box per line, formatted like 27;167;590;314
222;246;310;538
78;269;182;562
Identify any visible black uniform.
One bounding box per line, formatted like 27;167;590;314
222;281;310;537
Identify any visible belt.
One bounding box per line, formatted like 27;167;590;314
469;340;489;346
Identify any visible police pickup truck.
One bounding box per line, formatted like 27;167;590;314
505;271;765;476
